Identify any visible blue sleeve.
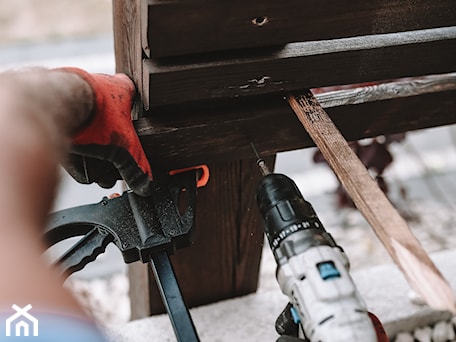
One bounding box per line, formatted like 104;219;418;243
1;312;108;342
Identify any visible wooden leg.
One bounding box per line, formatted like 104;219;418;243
129;156;275;317
128;263;151;320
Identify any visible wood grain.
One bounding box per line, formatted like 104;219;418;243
143;27;456;108
113;0;144;119
135;76;456;170
144;0;456;57
288;91;456;313
314;73;456;108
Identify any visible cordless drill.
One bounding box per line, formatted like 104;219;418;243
254;154;379;341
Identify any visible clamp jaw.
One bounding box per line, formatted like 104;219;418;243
45;170;196;273
45;169;201;342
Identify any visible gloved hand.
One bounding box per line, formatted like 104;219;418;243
275;303;389;342
275;303;309;342
59;68;153;196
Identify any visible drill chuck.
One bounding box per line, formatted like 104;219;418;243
256;173;339;265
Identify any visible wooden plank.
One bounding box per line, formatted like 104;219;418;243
145;157;275;315
112;0;144;119
143;27;456;108
144;0;456;57
288;91;456;313
128;263;151;319
314;73;456;107
135;77;456;170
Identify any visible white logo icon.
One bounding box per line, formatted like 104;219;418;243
5;304;39;337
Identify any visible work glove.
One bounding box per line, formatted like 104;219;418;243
275;303;389;342
60;68;153;196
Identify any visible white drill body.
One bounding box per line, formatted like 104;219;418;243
277;244;377;341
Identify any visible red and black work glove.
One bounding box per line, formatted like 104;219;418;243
60;68;153;197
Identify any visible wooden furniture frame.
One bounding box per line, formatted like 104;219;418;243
112;0;456;317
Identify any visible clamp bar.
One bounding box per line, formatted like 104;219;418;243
126;174;200;341
150;251;200;342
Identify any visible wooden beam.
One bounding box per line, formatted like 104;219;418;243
288;91;456;313
112;0;144;119
145;157;275;314
144;0;456;57
143;27;456;108
136;76;456;170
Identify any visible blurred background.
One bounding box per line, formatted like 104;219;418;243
2;0;456;336
0;0;112;44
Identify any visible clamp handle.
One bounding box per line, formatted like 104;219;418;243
45;169;199;272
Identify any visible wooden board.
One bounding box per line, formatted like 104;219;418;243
144;0;456;57
136;83;456;171
143;27;456;108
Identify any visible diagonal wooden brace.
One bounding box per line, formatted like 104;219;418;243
288;91;456;314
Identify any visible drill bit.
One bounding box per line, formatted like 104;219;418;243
250;142;271;176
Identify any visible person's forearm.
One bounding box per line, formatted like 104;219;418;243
0;68;95;314
0;68;94;149
0;68;94;226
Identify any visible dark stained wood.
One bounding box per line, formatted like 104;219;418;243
147;157;275;314
143;27;456;108
113;0;144;119
135;80;456;171
288;92;456;313
144;0;456;57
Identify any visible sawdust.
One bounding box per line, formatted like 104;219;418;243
0;0;112;45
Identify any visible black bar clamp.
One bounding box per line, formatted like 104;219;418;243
45;170;200;342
